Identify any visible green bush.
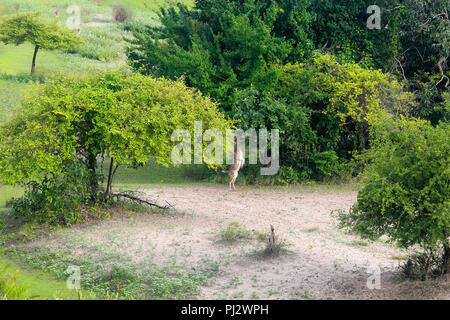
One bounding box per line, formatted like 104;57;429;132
273;166;299;186
338;116;450;276
10;162;91;226
311;151;352;181
112;3;133;23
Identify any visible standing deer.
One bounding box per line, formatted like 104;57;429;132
223;136;244;190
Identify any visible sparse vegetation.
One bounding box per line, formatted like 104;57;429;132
220;222;252;241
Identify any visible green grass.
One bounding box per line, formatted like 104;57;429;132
4;244;218;299
0;185;23;208
0;0;192;123
102;0;194;11
348;240;370;247
0;79;30;122
103;157;214;187
0;255;82;299
0;43;115;76
220;222;253;241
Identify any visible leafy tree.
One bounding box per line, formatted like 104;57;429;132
270;55;413;178
309;0;389;67
0;70;231;222
0;12;82;74
125;0;314;113
338;115;450;275
310;0;449;123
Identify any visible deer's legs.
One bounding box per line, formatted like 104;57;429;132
229;171;237;191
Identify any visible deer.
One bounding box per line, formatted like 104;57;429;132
77;24;83;35
55;9;60;17
223;136;244;190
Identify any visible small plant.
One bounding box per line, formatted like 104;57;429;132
251;225;290;257
112;3;132;23
0;265;29;300
264;225;286;256
10;161;91;226
349;240;369;247
220;222;252;241
302;227;319;233
303;288;316;300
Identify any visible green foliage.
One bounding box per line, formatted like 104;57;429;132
6;244;217;300
338;116;449;259
309;0;390;67
125;0;427;182
0;12;81;50
10;162;90;226
0;70;230;223
220;222;252;241
126;0;314;113
311;0;449;124
273;166;299;185
311;151;352;181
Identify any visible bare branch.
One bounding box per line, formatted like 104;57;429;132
110;191;174;210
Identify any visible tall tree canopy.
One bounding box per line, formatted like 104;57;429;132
126;0;314;113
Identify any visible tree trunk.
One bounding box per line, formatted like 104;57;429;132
87;152;99;201
105;157;114;198
444;243;450;274
31;45;39;75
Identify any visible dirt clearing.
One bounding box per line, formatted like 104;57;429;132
18;185;449;299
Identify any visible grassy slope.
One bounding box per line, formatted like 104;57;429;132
0;186;81;300
0;256;82;299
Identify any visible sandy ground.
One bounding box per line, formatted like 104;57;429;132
24;185;449;299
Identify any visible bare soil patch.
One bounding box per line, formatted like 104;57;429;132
20;185;449;299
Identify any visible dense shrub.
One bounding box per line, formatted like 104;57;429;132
124;0;446;183
10;162;91;226
112;3;132;23
338;116;450;275
126;0;314;113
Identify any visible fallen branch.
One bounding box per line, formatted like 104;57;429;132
110;191;174;210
